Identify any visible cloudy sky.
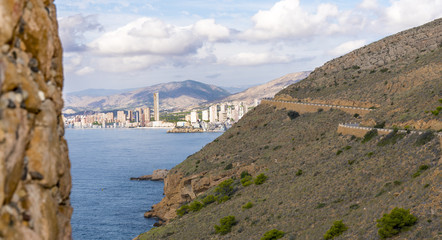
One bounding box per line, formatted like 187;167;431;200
56;0;442;93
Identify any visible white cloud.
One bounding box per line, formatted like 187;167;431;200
221;52;291;66
63;53;83;72
328;40;367;56
86;17;232;71
95;55;166;73
359;0;379;10
378;0;442;32
75;66;95;76
89;17;231;56
89;18;201;56
193;19;230;42
241;0;339;41
59;14;103;52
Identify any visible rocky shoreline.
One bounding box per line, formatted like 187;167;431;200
167;127;204;133
130;169;169;181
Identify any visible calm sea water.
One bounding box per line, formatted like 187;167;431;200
65;128;222;240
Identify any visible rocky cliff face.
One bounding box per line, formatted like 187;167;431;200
0;0;71;239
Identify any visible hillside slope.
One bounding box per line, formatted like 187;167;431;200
64;80;230;112
219;71;310;105
277;18;442;130
135;19;441;240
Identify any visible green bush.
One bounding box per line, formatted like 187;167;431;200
240;171;250;179
324;220;348;239
254;173;268;185
261;229;285;240
188;201;203;212
415;131;434;146
296;169;303;176
214;216;236;235
273;145;282;151
362;129;378;143
336;150;343;155
215;179;234;196
412;164;430;178
287;111;300;120
224;163;233;170
374;121;386;128
176;204;189;217
216;195;230;203
241;175;253;186
377;208;417;239
202;195;216;205
349;204;359;210
315;203;326;209
377;130;405;146
419;165;429;171
242;202;253;209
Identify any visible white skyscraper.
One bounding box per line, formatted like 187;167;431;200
153;93;160;121
202;110;209;121
209;105;218;123
190;110;198;123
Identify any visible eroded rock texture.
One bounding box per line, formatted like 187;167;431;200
0;0;71;239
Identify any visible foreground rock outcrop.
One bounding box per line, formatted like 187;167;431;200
0;1;71;239
131;169;169;181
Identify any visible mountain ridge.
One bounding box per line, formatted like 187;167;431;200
63;80;231;112
217;71;311;105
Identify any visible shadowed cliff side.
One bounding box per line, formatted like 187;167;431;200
0;0;71;239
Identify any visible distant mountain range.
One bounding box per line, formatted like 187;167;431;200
63;72;311;113
64;80;230;112
218;71;311;105
66;88;137;98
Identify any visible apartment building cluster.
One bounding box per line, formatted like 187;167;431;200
64;93;165;128
177;100;259;130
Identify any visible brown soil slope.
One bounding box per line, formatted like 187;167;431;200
135;19;441;240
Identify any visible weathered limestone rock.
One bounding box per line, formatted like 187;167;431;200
0;0;71;239
144;165;258;223
131;169;169;181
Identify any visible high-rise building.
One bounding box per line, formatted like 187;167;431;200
134;111;140;123
202;110;209;121
117;111;126;123
127;110;133;122
209;105;217;123
143;107;151;126
104;112;113;123
190;110;198;123
153;93;160;121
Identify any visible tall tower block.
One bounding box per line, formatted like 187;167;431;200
154;92;160;121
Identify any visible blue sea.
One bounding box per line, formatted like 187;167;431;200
65;128;222;240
